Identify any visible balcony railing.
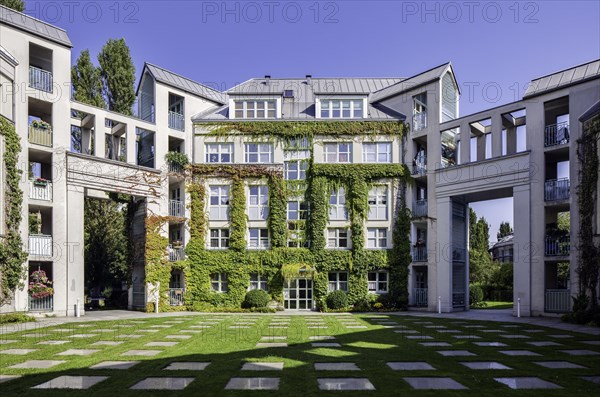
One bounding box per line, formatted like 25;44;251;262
168;288;185;306
29;124;53;147
169;200;185;217
413;199;428;217
168;111;185;131
412;164;427;176
412;112;427;132
413;288;428;307
29;66;53;93
412;246;427;262
544;121;570;147
544;178;570;201
168;162;184;173
545;235;570;256
29;179;53;201
168;245;185;262
29;235;53;257
545;289;571;313
29;295;53;312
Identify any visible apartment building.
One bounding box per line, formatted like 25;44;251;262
1;5;598;316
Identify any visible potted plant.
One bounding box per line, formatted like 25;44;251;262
33;177;48;187
31;120;51;130
172;240;183;248
28;269;53;299
165;151;189;169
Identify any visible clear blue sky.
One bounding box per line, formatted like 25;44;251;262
24;0;599;239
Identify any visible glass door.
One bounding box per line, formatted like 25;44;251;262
284;278;313;310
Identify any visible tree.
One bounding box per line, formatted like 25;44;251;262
0;0;25;12
71;50;105;108
98;38;136;115
469;208;477;250
497;221;513;240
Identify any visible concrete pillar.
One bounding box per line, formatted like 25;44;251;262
506;126;517;155
435;196;453;312
94;116;104;159
127;126;136;165
491;114;503;158
477;135;486;161
513;184;532;316
65;185;85;316
459;126;470;165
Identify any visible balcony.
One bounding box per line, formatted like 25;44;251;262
412;112;427;132
168;245;185;262
168;162;184;173
169;200;185;217
168;288;185;306
168;111;185;131
413;199;428;218
413;288;428;307
29;179;53;201
411;164;427;176
29;66;53;93
29;123;53;147
544;122;570;147
29;235;53;257
545;289;570;312
28;295;53;312
545;235;570;256
544;178;570;201
412;246;427;262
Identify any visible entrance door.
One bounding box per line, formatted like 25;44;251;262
284;278;313;310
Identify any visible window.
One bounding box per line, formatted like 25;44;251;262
324;142;352;163
329;188;348;220
234;100;276;119
287;200;307;220
368;271;388;293
209;185;229;220
368;186;388;220
245;143;273;163
248;185;269;220
287;222;306;248
327;228;350;249
211;273;228;292
206;143;233;163
441;128;458;168
249;228;269;249
363;142;392;163
249;273;268;291
320;99;364;118
209;229;229;249
367;228;388;249
412;93;427;131
328;272;348;291
285;160;307;180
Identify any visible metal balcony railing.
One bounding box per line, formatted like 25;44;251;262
168;288;185;306
545;235;570;256
29;179;53;201
413;288;428;307
412;246;427;262
412;112;427;132
29;66;53;93
168;162;184;173
544;121;570;147
168;245;185;262
545;289;571;312
29;124;53;147
412;164;427;176
413;199;428;217
29;235;53;257
29;295;53;312
168;111;185;131
169;200;185;217
544;178;570;201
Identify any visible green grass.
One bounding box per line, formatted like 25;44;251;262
0;313;598;396
472;301;514;310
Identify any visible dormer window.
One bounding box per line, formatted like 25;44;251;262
234;100;276;119
320;99;364;118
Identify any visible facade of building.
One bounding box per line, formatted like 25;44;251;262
1;6;599;316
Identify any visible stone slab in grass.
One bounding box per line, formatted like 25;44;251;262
225;377;280;390
494;377;561;389
317;378;375;391
90;361;140;370
149;325;171;328
164;321;184;324
121;350;162;357
424;325;446;329
165;335;192;340
534;361;585;369
474;342;507;347
164;362;211;371
453;335;481;339
256;343;287;348
376;322;398;325
190;325;211;329
406;335;434;340
414;321;433;325
560;349;600;356
268;326;288;329
229;326;251;329
32;376;108;390
0;375;21;383
312;343;342;348
582;341;600;346
480;330;506;333
436;330;462;333
345;326;368;329
0;349;38;355
146;342;179;347
260;336;286;341
499;334;530;339
420;342;451;347
242;362;284;371
522;329;545;333
387;362;435;371
581;376;600;384
22;333;47;337
527;341;561;347
138;330;159;333
548;334;573;338
315;362;360;371
393;330;419;334
10;360;66;369
310;336;336;340
118;334;143;339
38;340;71;345
382;325;407;329
461;362;511;370
463;325;485;328
130;377;195;390
57;349;100;356
437;350;475;357
0;340;18;345
180;330;202;333
68;334;99;338
308;326;327;329
501;325;520;328
404;377;467;390
499;350;541;356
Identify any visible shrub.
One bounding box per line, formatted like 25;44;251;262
352;298;371;312
0;313;36;325
469;284;485;307
373;302;384;311
326;290;348;310
242;289;270;309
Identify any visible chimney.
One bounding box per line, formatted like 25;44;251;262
264;75;271;85
305;74;312;84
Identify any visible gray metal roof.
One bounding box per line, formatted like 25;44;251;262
143;63;227;105
0;45;18;65
524;59;600;98
370;63;453;102
0;5;72;47
579;99;600;123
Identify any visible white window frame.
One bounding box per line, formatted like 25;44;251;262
249;228;269;249
284;159;308;180
287;199;307;221
209;228;229;249
245;143;273;163
362;142;392;163
211;272;228;292
319;98;365;119
248;185;269;220
328;271;348;292
249;272;268;291
329;188;348;221
324;142;352;163
367;228;388;249
287;222;306;248
368;271;388;294
327;228;350;249
209;185;230;220
206;143;233;163
368;186;388;220
233;100;277;119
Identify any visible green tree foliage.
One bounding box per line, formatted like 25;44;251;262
98;38;136;115
71;50;105;108
0;0;25;12
497;221;513;239
557;212;570;232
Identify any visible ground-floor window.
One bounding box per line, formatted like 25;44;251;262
249;273;268;291
368;271;388;294
328;271;348;292
210;273;228;292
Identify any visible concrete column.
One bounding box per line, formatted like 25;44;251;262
127;126;136;165
506;127;517;155
65;185;85;316
459;125;470;165
434;196;453;312
491;114;503;158
477;135;486;161
513;184;532;316
94;116;104;159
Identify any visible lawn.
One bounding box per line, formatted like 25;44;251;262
0;313;598;396
473;302;514;310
